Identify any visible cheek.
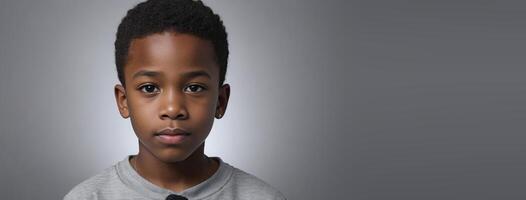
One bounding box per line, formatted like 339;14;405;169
191;99;216;127
128;98;157;134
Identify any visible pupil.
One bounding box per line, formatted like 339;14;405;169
146;85;154;92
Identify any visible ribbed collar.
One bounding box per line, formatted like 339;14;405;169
116;155;233;200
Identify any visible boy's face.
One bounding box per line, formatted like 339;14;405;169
114;31;230;163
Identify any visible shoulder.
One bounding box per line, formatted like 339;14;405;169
226;164;287;200
63;165;120;200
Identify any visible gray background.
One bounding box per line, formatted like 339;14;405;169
0;0;524;199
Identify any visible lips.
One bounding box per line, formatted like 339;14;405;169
154;127;190;145
155;127;190;136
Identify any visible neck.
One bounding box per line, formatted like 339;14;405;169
131;142;219;192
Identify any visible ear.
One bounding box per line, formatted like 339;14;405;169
216;84;230;119
114;84;130;119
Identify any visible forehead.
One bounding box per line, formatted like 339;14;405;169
124;31;218;80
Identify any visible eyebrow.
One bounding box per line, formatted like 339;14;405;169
132;69;212;80
181;70;212;80
132;70;160;79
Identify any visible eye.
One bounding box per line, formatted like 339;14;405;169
184;84;206;93
138;84;160;94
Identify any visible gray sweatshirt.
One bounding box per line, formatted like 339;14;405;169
63;155;286;200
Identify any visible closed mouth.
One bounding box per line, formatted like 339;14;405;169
154;127;191;136
154;128;190;144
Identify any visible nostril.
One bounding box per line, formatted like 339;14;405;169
160;111;188;120
175;113;186;119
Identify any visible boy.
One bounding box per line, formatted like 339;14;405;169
63;0;286;199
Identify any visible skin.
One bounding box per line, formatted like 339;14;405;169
114;31;230;192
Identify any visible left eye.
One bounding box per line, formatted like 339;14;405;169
184;85;205;93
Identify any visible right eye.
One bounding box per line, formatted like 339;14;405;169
138;84;160;94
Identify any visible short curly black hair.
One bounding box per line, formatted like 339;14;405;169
115;0;228;87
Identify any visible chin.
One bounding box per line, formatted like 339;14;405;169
156;148;193;163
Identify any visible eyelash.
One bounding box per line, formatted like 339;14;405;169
138;84;206;94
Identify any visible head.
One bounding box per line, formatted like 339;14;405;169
113;0;230;163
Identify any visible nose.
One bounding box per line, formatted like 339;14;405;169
159;88;188;120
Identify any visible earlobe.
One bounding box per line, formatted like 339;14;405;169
114;84;130;119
